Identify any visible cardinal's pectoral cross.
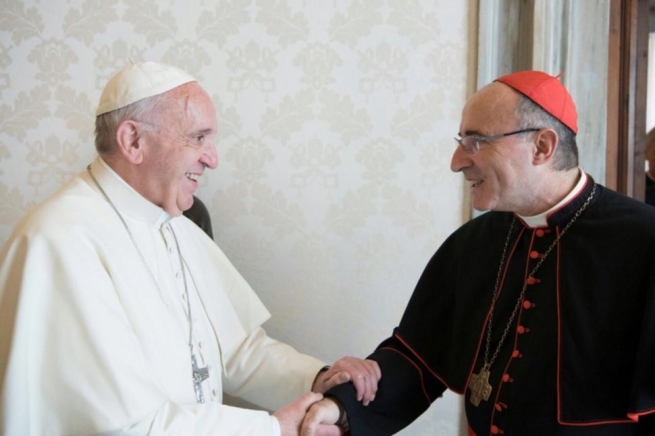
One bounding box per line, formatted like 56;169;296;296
469;365;492;406
191;353;210;403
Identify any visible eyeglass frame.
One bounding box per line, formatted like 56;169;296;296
454;128;542;154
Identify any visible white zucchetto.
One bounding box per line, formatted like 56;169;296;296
95;61;196;116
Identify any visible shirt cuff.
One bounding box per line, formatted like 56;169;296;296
272;415;281;436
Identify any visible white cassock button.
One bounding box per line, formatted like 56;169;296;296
198;341;204;349
212;389;217;397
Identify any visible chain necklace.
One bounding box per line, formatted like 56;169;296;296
87;165;210;403
469;183;597;407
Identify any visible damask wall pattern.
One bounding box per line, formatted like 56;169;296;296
0;0;470;434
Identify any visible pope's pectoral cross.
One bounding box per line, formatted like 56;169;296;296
191;353;210;403
469;366;492;406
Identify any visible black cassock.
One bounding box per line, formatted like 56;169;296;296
328;177;655;435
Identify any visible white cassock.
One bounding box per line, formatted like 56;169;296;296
0;157;325;435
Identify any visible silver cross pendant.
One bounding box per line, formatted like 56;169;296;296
191;353;210;403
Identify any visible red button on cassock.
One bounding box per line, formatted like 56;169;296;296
530;251;540;259
536;229;545;237
496;402;507;411
491;425;504;434
523;300;534;309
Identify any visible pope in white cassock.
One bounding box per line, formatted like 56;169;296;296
0;62;379;435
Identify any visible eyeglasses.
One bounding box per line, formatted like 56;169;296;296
454;128;542;154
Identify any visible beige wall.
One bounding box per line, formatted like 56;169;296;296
0;0;471;434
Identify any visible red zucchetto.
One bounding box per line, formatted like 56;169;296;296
495;70;578;134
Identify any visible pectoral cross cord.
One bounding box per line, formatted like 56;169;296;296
88;166;214;405
468;185;595;406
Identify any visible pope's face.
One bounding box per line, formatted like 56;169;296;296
450;83;538;214
140;83;218;216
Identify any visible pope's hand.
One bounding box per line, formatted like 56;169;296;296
300;398;343;436
311;357;381;405
274;392;324;436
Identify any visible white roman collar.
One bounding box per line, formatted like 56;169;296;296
517;169;588;228
87;156;173;228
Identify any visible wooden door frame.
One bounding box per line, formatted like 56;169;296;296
607;0;649;199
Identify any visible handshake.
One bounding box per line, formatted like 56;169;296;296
274;357;381;436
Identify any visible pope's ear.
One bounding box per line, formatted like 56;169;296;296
533;128;558;166
115;120;145;164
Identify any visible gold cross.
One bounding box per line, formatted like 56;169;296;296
469;366;492;406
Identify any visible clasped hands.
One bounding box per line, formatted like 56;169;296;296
274;356;381;436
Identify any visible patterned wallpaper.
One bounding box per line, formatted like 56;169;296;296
0;0;470;433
